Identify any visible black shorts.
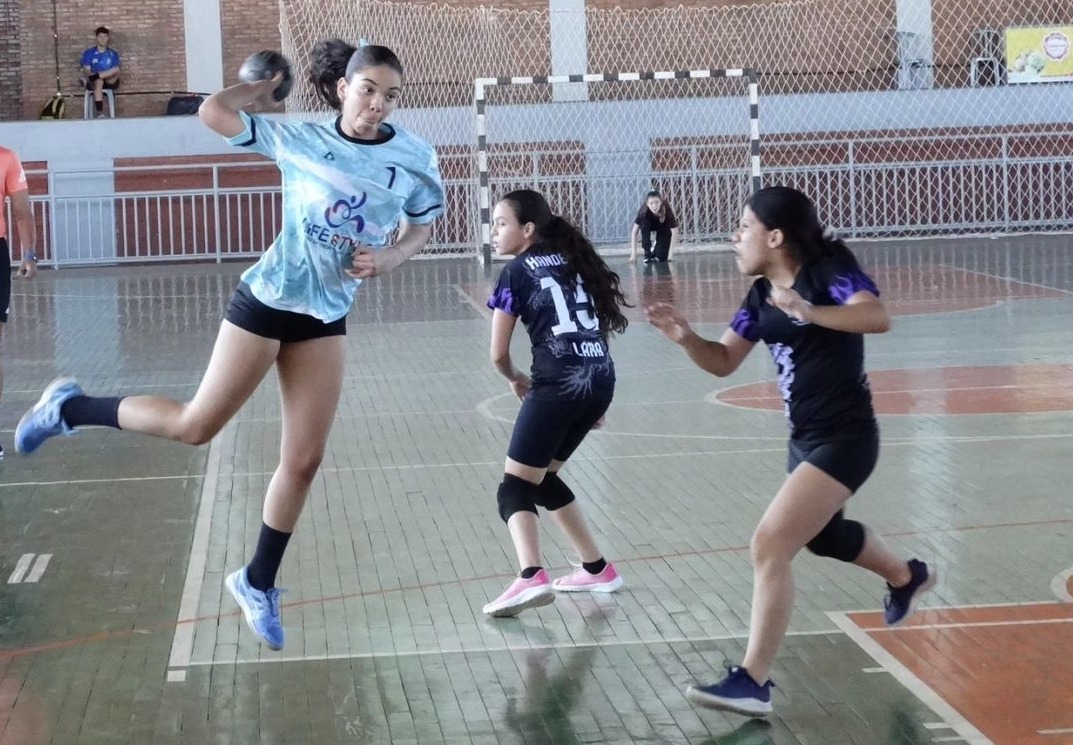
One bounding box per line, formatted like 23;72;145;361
85;78;120;91
788;428;879;493
0;238;11;323
223;282;346;342
507;396;611;468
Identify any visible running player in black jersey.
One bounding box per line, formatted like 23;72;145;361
482;189;629;618
647;186;936;717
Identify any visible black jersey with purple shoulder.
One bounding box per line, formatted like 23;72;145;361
487;244;615;401
729;257;880;440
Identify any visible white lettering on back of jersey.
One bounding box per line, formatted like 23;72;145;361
571;341;605;357
525;254;565;271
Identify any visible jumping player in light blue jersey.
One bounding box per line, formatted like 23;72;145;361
14;40;444;652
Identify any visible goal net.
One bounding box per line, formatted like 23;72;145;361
475;70;760;262
280;0;1073;255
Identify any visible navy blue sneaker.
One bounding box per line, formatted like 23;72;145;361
14;377;83;454
226;567;285;650
884;559;937;626
686;665;774;718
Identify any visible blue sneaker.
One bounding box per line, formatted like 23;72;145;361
14;377;83;455
685;665;774;718
884;559;937;626
226;567;285;651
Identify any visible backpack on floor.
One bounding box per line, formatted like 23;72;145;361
166;95;204;116
39;94;66;120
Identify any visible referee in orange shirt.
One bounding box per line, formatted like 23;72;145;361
0;146;40;457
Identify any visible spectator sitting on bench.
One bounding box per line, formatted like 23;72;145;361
80;26;121;118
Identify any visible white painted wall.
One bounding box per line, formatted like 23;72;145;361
183;0;224;93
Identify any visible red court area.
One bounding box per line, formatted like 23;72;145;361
846;604;1073;745
466;263;1065;326
616;264;1065;322
466;263;1071;414
717;364;1073;415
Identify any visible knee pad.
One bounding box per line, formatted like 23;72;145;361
497;474;540;522
534;472;576;512
806;515;865;563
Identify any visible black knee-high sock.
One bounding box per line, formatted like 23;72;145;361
60;395;123;429
246;523;292;591
95;99;103;112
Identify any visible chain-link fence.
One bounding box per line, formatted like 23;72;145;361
280;0;1073;255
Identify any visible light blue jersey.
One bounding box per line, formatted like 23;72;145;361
225;111;445;322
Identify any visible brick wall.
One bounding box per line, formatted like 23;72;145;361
18;0;190;119
0;0;22;120
220;0;283;94
7;0;1042;122
13;0;283;120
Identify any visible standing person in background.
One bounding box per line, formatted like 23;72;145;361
0;146;40;458
15;40;444;652
629;190;678;265
482;189;628;618
647;186;936;718
80;26;122;118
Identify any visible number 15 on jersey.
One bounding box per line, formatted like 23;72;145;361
540;276;598;335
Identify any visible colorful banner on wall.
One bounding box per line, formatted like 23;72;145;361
1006;26;1073;83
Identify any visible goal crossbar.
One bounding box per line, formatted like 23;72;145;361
475;68;761;263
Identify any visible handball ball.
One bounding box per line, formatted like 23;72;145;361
239;50;293;102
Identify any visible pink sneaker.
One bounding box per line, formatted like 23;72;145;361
482;569;556;617
552;562;624;593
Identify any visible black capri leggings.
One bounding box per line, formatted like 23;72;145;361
506;396;611;469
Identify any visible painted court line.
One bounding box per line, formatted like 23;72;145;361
4;429;1073;490
24;554;52;583
1050;566;1073;602
186;626;843;667
828;611;992;745
166;422;232;676
7;554;34;584
868;617;1073;633
454;284;492;318
936;264;1073;296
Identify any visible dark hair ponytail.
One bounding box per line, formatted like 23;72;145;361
309;38;356;110
502;190;630;335
309;40;405;111
745;185;859;269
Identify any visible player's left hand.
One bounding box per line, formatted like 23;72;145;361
17;258;37;279
346;246;403;279
510;375;531;401
767;285;812;323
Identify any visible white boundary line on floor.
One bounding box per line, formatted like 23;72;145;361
1050;566;1073;603
165;422;233;683
828;610;992;745
936;264;1073;296
184;626;841;667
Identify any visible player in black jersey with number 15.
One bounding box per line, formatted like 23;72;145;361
482;189;629;618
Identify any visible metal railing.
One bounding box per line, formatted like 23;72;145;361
6;130;1072;268
8;160;475;268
